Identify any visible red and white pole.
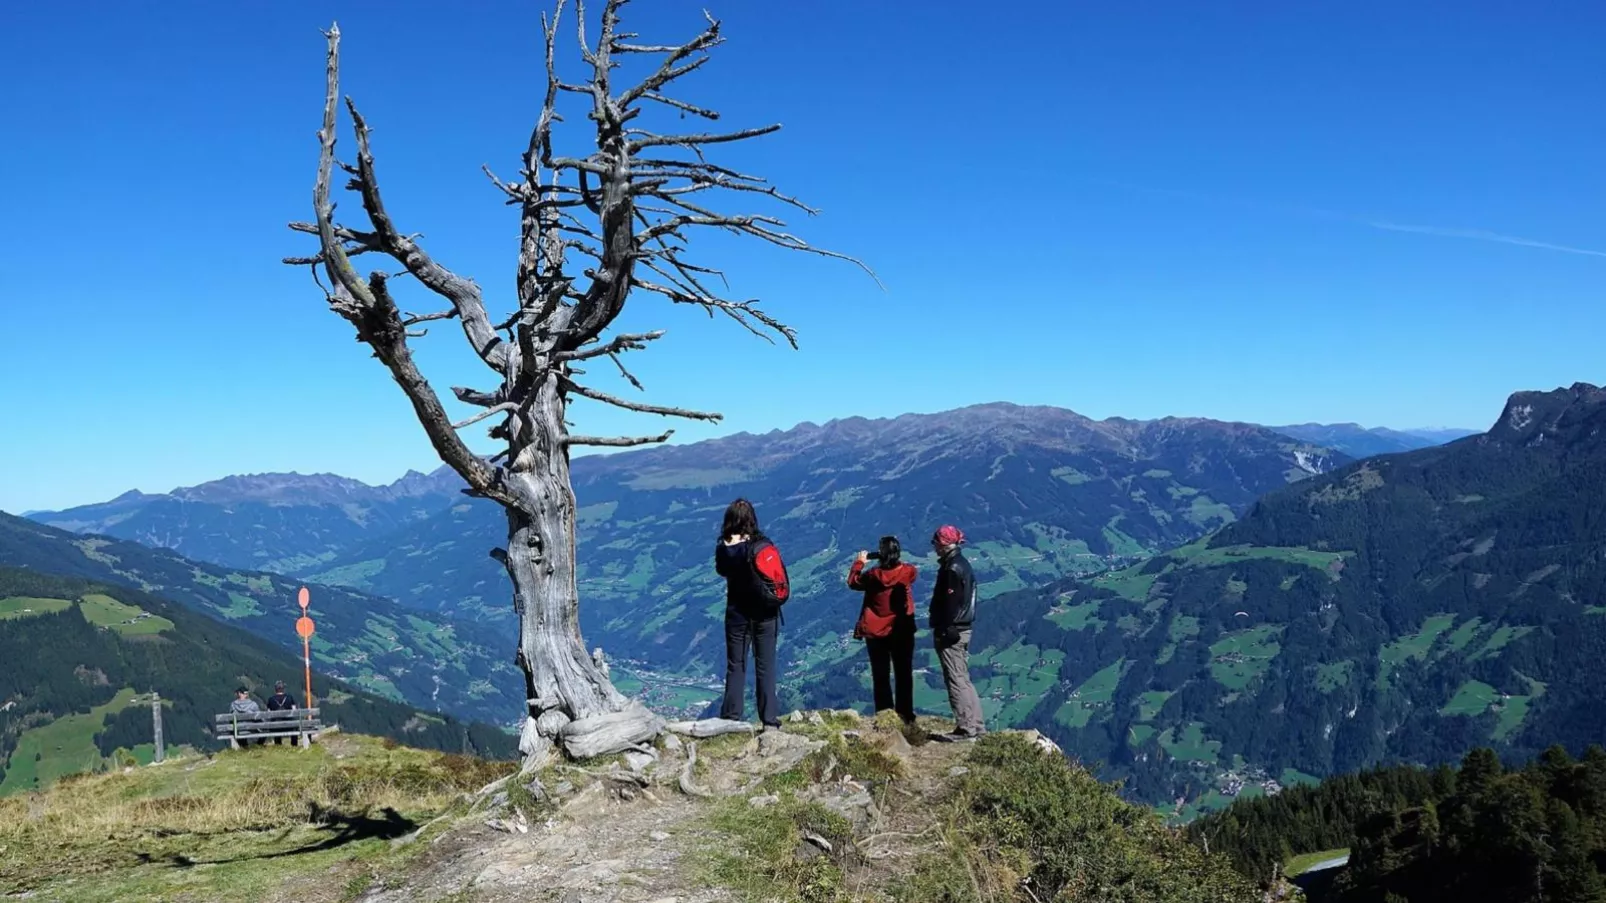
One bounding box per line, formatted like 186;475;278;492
296;587;316;709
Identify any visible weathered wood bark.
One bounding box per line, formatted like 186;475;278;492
288;3;869;769
502;378;663;760
665;719;758;739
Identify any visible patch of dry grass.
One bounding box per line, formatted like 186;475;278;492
0;734;514;900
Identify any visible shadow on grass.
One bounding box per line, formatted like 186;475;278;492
135;804;416;868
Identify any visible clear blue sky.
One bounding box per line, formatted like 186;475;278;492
2;0;1601;513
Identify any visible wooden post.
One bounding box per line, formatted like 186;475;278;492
152;691;164;764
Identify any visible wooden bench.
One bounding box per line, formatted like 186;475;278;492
214;708;323;748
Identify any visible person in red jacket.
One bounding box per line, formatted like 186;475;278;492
849;535;918;725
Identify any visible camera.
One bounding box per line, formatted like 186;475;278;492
865;551;883;561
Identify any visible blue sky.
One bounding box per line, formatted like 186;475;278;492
2;0;1601;513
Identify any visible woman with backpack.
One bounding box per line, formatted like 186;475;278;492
714;498;789;729
849;536;919;725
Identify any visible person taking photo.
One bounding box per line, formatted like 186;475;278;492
848;535;918;725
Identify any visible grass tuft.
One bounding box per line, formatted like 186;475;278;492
893;734;1256;903
697;793;863;903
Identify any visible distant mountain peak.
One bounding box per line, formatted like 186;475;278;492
1268;421;1479;459
386;466;464;497
170;472;372;504
1488;382;1606;448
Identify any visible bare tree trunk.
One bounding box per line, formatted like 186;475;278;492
505;378;660;766
290;6;868;771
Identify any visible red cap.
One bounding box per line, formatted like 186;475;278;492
933;525;965;546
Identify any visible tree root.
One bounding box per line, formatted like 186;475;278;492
665;718;756;739
391;809;457;848
475;774;515;799
559;702;665;759
678;741;712;798
394;773;530;848
857;826;937;850
552;764;650;788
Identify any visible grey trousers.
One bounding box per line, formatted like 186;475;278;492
936;628;985;734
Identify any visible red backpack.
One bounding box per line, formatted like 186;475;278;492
749;539;790;612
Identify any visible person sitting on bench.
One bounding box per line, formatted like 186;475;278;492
265;680;298;745
229;687;261;747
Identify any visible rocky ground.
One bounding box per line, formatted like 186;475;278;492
356;711;1032;903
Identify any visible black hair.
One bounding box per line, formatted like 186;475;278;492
274;681;286;691
720;498;760;540
877;535;902;568
235;686;249;695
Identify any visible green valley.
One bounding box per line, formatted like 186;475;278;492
0;513;523;728
295;404;1347;695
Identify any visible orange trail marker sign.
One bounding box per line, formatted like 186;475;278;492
296;587;315;709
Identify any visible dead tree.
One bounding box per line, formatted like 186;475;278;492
287;1;870;768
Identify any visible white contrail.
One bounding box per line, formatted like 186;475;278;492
1093;179;1606;260
1362;221;1606;259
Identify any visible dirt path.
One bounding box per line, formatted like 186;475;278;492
353;720;1008;903
361;787;728;903
358;728;827;903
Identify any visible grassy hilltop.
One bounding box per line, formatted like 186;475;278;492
0;718;1256;903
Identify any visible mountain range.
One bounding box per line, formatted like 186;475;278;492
15;400;1527;808
1269;423;1478;458
32;470;463;574
27;415;1464;579
292;406;1361;685
28;405;1367;681
816;383;1602;816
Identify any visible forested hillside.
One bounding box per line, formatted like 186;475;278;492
1195;745;1606;902
0;567;513;793
0;513;522;727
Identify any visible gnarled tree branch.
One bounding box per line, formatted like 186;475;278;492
562;377;721;422
554;330;666;362
565;431;675;448
343;100;509;369
304;26;506;505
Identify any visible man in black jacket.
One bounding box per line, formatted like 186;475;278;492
929;525;985;740
265;681;297;745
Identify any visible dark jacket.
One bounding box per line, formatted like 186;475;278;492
849;560;918;640
929;550;976;635
266;692;297;711
715;535;782;620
